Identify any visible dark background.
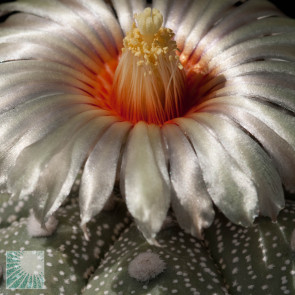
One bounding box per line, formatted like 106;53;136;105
269;0;295;18
0;1;294;25
0;1;294;18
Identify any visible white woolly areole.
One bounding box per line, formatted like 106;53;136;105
27;211;58;237
128;252;166;282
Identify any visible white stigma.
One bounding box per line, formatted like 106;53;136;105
135;8;163;44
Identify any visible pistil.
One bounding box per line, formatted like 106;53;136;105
111;8;186;125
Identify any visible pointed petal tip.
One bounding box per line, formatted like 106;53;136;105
239;215;257;228
137;222;163;247
81;222;90;241
269;206;284;222
192;228;205;240
146;237;163;248
179;222;207;240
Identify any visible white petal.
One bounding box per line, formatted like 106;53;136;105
193;0;282;61
0;0;113;63
190;112;284;219
181;0;237;61
147;124;170;186
175;117;259;226
60;0;122;56
1;12;102;64
0;28;103;72
199;60;295;98
0;95;99;188
0;61;98;106
80;121;132;226
162;123;214;238
153;0;191;32
34;115;118;222
209;40;295;72
122;122;170;243
111;0;144;35
130;0;145;17
200;17;295;65
77;0;123;51
199;96;295;192
7;109;108;198
161;0;191;32
174;0;209;50
210;60;295;84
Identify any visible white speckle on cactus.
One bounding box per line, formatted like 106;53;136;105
27;211;58;237
128;252;166;282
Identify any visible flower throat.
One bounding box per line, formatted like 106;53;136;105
111;8;186;125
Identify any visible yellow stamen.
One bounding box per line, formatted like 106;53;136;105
111;8;186;125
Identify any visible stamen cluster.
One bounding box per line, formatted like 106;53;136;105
122;23;183;74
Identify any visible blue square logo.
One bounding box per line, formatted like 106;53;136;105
6;251;45;289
